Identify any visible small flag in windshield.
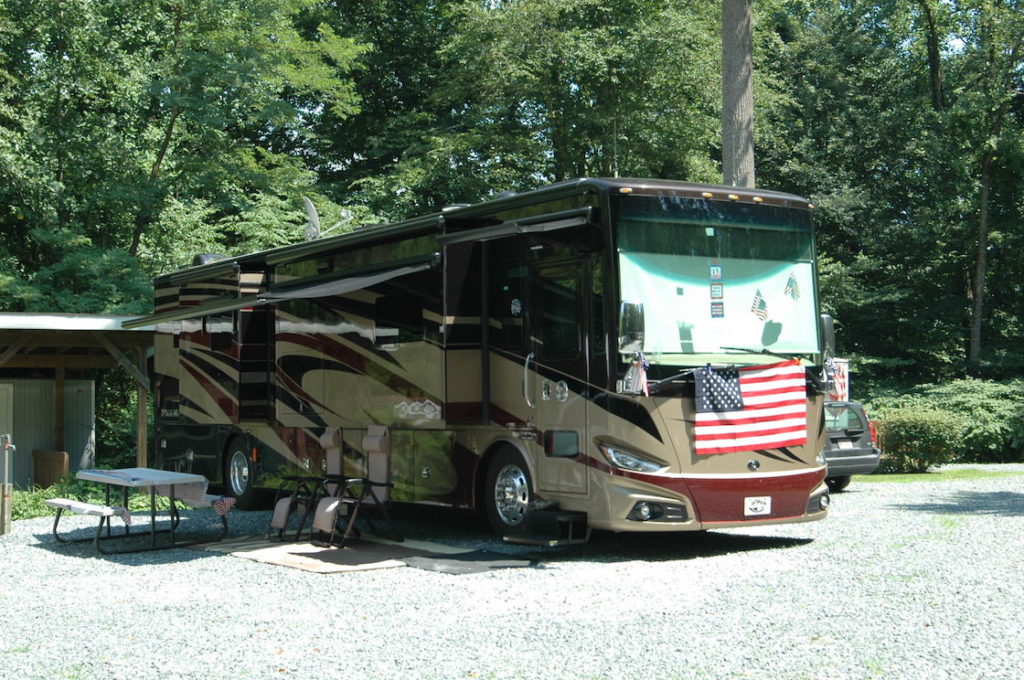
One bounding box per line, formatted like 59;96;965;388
785;273;801;300
750;289;768;320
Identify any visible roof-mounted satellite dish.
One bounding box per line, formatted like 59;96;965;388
303;196;353;241
303;196;321;241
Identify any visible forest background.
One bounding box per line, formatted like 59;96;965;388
1;0;1022;467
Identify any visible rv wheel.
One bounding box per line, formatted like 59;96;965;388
225;441;257;510
484;449;533;536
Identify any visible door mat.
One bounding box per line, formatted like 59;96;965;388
194;535;540;575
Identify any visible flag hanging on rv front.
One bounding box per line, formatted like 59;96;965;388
694;360;807;454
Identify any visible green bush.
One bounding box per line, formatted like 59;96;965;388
874;407;965;473
916;379;1024;462
868;379;1024;463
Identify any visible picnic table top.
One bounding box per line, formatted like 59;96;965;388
76;467;207;488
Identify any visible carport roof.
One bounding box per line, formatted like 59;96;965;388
0;313;153;383
0;313;152;332
0;312;156;468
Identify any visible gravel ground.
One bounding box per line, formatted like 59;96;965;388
2;464;1023;680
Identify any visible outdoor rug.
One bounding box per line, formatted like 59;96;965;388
193;535;540;575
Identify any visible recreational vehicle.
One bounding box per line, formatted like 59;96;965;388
126;178;833;542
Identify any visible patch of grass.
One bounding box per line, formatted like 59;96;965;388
934;516;963;530
856;468;1024;484
12;476;174;521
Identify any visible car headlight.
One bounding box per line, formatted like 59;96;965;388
598;443;668;473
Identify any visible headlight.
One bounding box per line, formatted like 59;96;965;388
598;444;668;473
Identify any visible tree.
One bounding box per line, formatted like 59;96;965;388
722;0;756;187
756;0;1024;383
319;0;722;219
0;0;366;312
954;1;1024;372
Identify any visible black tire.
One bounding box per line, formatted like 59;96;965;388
224;440;258;510
826;475;851;492
483;448;533;536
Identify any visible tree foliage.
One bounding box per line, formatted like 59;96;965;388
0;0;366;312
757;0;1024;385
0;0;1023;432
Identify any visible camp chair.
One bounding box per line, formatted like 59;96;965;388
267;474;323;541
267;427;352;541
311;425;400;548
266;426;348;542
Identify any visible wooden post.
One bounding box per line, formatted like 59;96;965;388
55;366;66;452
136;347;148;467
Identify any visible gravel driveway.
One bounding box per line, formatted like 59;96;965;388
2;465;1022;680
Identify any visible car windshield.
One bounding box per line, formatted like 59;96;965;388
614;194;820;366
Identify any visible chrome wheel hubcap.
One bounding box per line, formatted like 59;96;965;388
228;451;249;496
493;463;529;526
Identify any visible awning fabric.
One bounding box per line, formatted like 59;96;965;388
261;261;434;301
122;258;436;329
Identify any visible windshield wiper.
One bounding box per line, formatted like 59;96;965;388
647;368;698;394
719;346;805;362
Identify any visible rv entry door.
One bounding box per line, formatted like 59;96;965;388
528;249;589;497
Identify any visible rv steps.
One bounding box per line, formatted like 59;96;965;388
502;510;591;547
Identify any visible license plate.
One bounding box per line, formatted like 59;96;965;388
744;496;772;516
838;440;854;449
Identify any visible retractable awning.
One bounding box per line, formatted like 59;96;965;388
437;207;593;246
121;254;439;329
262;259;436;301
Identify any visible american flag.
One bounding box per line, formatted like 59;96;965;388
212;496;236;516
785;273;801;300
694;359;808;455
750;289;768;320
113;506;132;526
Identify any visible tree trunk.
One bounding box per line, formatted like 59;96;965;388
129;8;185;257
917;0;945;111
968;149;993;373
129;107;180;257
721;0;755;188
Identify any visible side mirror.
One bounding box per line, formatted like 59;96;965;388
618;302;645;353
820;313;836;358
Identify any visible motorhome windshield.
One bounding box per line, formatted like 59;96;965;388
614;194;819;366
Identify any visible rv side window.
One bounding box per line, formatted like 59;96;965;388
205;313;233;351
491;262;528;351
375;295;423;345
538;267;581;358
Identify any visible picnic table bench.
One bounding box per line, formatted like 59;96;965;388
46;468;234;554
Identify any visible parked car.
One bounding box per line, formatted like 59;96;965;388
823;401;881;492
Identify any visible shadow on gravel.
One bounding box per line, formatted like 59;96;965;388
534;530;813;564
385;505;813;564
31;513;234;566
890;490;1024;517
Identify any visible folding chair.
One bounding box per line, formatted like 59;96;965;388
266;474;321;541
267;427;341;542
311;425;401;548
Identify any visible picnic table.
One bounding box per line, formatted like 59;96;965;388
46;467;233;554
